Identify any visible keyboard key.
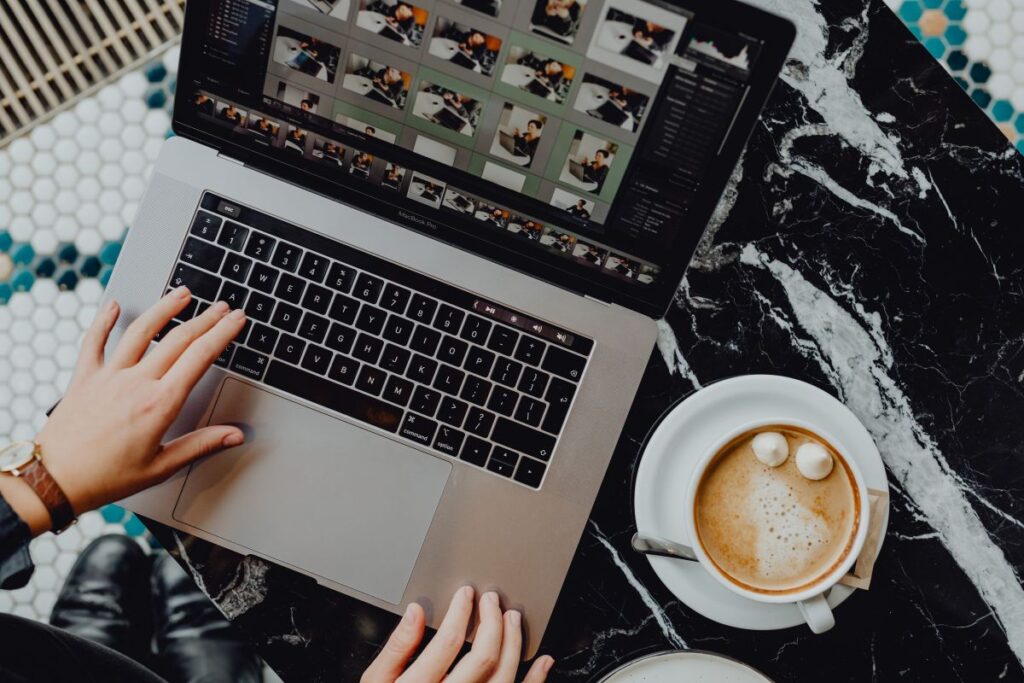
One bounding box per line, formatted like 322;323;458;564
274;334;306;364
248;324;279;354
328;355;359;385
460;315;491;344
492;418;555;461
399;413;437;446
542;377;576;435
514;336;546;366
221;253;252;284
410;325;441;355
383;375;414;406
381;344;411;374
301;284;333;314
181;237;225;273
169;291;199;320
514;396;544;427
244;291;275;322
464;346;495;377
355;366;387;396
217;281;247;309
230;347;268;380
487;388;518;417
244;233;276;262
465;407;495;437
410;386;440;416
170;263;221;301
407;354;437;385
517;368;549;398
437;336;468;366
433;426;465;457
248;263;279;294
381;284;410;314
460;436;490;466
407;295;437;324
433;305;464;335
216;221;248;251
297;313;328;345
300;252;329;283
487;447;518;478
433;365;464;394
215;342;235;368
355;305;387;335
264;361;403;433
328;294;360;325
354;273;384;303
325;261;356;293
460;375;491;406
270;301;302;333
301;344;332;375
234;319;252;345
195;301;211;317
383;315;414;345
542;346;586;382
491;358;522;388
325;323;356;354
487;326;519;355
437;397;468;427
514;458;546;488
271;242;302;272
353;334;384;364
190;211;222;240
275;273;305;304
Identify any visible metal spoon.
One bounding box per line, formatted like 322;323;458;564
631;533;699;562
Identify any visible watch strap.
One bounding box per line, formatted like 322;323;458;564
20;457;75;533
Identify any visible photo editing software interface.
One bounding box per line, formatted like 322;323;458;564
189;0;765;288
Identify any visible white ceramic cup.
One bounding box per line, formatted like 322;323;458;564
683;417;870;634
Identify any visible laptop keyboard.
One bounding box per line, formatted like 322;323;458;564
159;193;593;490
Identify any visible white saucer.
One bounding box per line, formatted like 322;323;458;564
633;375;890;630
601;650;773;682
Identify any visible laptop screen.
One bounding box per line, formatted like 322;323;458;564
175;0;793;315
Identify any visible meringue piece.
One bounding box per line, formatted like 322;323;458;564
751;431;789;467
795;442;834;480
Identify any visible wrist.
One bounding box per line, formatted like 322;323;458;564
0;475;51;537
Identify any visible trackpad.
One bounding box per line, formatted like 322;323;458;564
173;379;451;604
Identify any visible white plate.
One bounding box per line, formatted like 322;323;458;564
601;650;773;682
633;375;889;630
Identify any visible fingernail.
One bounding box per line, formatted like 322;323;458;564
228;308;246;320
104;300;118;315
543;657;554;672
509;610;521;626
462;585;474;599
401;603;415;623
485;591;499;606
174;285;190;299
222;432;244;447
211;301;230;315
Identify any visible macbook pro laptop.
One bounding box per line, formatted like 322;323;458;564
108;0;793;658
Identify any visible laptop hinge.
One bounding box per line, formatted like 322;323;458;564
584;294;612;307
217;152;245;166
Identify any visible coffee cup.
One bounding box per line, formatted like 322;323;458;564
682;418;869;633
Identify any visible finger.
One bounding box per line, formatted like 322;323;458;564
522;656;554;683
76;299;120;377
140;301;230;378
155;425;245;476
400;586;474;682
361;604;426;683
108;287;193;369
486;611;522;683
445;592;504;683
161;308;246;402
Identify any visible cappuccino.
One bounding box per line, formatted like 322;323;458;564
694;425;860;595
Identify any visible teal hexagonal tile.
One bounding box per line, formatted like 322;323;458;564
923;36;946;59
0;231;12;253
145;62;168;83
969;63;991;84
922;0;942;8
11;243;34;265
992;100;1015;123
58;243;79;264
11;269;34;291
943;0;966;21
944;25;966;46
100;504;126;524
971;89;992;108
56;270;79;291
946;50;968;71
100;266;114;287
80;256;102;278
0;283;12;304
899;1;923;22
99;242;122;266
123;515;146;537
35;258;56;278
146;88;168;109
1015;114;1024;135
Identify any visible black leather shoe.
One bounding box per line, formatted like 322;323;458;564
49;534;154;664
151;551;261;683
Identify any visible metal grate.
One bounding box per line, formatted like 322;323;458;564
0;0;185;145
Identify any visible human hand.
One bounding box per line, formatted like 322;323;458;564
362;587;553;683
26;288;245;529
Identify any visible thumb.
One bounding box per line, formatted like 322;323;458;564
361;603;425;683
159;425;245;474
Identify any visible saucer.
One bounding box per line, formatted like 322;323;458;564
600;650;773;682
633;375;890;630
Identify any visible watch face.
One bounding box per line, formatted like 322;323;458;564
0;442;36;473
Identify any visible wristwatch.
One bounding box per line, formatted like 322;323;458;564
0;441;76;533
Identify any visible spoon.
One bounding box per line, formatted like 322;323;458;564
631;533;699;562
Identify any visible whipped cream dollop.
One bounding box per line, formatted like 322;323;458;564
795;442;834;480
751;431;789;467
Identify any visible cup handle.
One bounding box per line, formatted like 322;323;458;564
797;592;835;634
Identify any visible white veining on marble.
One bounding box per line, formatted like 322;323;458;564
589;522;687;650
212;555;270;620
173;532;211;597
740;244;1024;665
656;318;702;389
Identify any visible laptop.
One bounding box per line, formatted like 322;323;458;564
108;0;793;658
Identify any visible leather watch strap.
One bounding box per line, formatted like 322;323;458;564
20;457;75;533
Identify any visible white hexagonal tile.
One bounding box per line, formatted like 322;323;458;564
77;279;104;304
54;524;83;551
31;152;58;177
74;125;102;151
10;190;34;216
31;536;59;564
119;72;148;98
76;177;102;203
30;125;57;151
54;164;79;189
9;138;34;164
10;215;34;241
99;215;124;241
55;319;81;342
144;109;171;137
122;100;147;124
11;396;36;421
75;228;103;255
10;166;34;190
10;370;33;395
9;293;34;318
33;565;59;591
99;164;125;188
30;230;59;255
99;138;125;164
98;84;125;111
0;412;12;435
53;139;79;164
123;177;147;201
54;552;77;576
54;215;79;242
76;203;101;229
0;178;12;202
75;151;101;176
121;202;140;226
52;111;78;137
122;150;147;175
31;177;57;202
55;189;80;214
74;98;101;123
121;125;147;150
33;590;58;618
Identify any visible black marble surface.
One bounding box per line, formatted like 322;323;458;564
148;0;1024;679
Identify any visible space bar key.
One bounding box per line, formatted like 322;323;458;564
263;361;404;433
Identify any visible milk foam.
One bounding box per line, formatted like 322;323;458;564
748;467;831;581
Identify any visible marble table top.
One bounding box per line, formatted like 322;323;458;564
147;0;1024;679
